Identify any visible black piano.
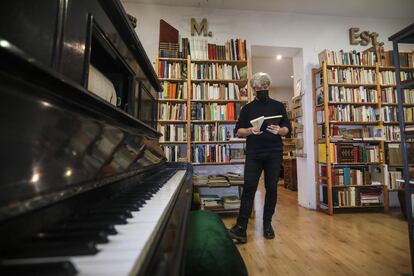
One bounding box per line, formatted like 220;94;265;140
0;1;192;275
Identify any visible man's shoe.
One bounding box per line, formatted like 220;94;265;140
228;224;247;243
263;223;275;239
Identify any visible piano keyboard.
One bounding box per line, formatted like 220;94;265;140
0;169;187;276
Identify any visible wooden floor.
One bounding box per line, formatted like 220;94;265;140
222;182;411;276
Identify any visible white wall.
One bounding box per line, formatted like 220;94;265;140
124;2;413;209
269;87;293;109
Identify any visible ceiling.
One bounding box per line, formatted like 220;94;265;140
251;46;298;88
124;0;414;20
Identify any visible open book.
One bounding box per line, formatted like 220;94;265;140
250;115;282;131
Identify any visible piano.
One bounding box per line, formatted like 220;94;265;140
0;1;193;275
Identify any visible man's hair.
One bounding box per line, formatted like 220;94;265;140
251;72;272;90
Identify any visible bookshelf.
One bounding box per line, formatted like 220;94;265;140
314;48;414;214
155;54;252;165
313;60;396;215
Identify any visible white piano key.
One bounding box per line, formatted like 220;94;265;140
71;170;186;275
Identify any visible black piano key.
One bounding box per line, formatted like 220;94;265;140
53;223;117;235
34;231;109;244
0;261;77;276
3;241;97;258
104;202;142;210
86;209;133;218
67;214;128;224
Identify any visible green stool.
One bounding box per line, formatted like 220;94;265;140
185;211;248;276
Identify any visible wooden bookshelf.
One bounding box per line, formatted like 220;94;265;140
155;55;251;164
313;61;391;215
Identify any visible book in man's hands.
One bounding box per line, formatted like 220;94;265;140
250;115;282;131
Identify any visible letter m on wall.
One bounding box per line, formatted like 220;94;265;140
191;18;208;36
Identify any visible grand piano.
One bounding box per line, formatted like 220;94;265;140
0;1;193;275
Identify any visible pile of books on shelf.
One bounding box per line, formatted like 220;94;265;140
191;124;236;142
207;175;230;187
158;125;186;142
161;145;187;162
222;196;241;210
191;83;245;100
200;194;223;211
359;188;383;206
159;20;190;58
189;37;247;61
193;174;209;186
327;68;376;84
319;49;377;66
328;105;378;122
158;103;187;120
159;82;187;99
190;102;241;120
328;86;378;103
158;61;187;79
319;144;380;163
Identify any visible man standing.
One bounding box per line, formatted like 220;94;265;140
229;72;291;243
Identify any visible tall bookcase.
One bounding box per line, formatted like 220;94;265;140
313;61;391;215
155;55;252;166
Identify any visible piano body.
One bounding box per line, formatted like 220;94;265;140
0;1;193;275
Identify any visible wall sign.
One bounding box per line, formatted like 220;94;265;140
191;18;212;37
349;27;383;47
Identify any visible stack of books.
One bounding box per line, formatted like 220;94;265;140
200;195;223;211
207;175;229;187
360;188;383;206
193;174;209;186
222;196;241;210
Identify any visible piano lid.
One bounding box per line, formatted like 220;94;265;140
0;41;166;222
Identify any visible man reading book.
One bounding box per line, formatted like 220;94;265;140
229;72;291;243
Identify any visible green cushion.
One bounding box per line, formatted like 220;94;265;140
185;210;248;276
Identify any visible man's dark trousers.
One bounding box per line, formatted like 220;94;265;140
237;151;283;228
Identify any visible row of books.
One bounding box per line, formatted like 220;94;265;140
321;125;399;142
158;125;186;142
158;103;187;121
191;144;244;163
378;70;413;85
321;166;369;186
384;125;400;141
318;144;380;163
189;37;247;61
161;145;187;162
328;68;376;84
200;195;241;211
318;49;377;66
389;171;403;190
335;188;383;207
191;83;245;100
381;106;414;122
191;124;236;142
159;82;188;99
328;105;378;122
328;86;378;103
386;143;414;165
158;61;187;79
190;63;244;80
381;88;414;104
190;102;241;121
380;50;414;67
